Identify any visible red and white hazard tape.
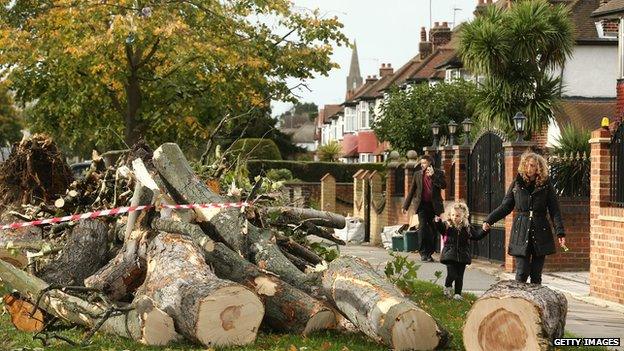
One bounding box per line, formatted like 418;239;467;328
0;201;251;230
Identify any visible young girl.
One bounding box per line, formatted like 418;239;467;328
434;202;484;300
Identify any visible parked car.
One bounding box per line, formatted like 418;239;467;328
70;161;92;179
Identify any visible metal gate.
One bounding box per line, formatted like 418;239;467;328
467;131;506;262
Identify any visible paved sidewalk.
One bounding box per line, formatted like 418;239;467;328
340;244;624;350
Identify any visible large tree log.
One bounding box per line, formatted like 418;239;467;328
321;256;450;351
136;231;264;347
463;280;567;351
0;259;178;345
151;218;337;335
264;207;346;229
37;219;108;286
152;143;246;252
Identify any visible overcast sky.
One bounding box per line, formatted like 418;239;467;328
271;0;478;116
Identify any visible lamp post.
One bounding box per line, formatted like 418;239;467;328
432;122;440;147
513;112;527;142
447;120;458;146
462;118;473;146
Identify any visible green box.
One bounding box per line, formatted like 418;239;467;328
392;236;404;252
404;230;420;252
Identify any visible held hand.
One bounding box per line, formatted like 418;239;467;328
434;215;441;222
401;209;408;215
558;237;568;252
482;222;491;232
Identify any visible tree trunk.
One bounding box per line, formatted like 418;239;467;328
263;207;346;229
151;218;337;335
37;219;109;286
152;143;246;252
321;256;450;351
136;231;264;347
84;179;154;301
0;260;179;345
463;280;567;351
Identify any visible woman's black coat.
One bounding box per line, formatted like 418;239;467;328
434;221;482;265
484;174;565;257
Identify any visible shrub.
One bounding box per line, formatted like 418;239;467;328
317;140;342;162
549;124;590;197
247;160;385;183
265;168;294;182
228;138;282;160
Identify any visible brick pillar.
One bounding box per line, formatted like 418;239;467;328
440;147;454;201
320;173;336;212
368;171;386;246
453;145;470;202
386;151;403;225
589;127;612;298
502;141;536;272
353;170;369;219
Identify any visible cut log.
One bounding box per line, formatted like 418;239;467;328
321;256;450;351
0;259;178;345
264;207;346;229
36;219;108;286
151;218;337;335
301;222;345;245
275;234;323;266
152;143;246;252
136;231;264;347
3;294;45;332
463;280;567;351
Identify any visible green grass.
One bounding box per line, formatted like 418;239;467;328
0;280;609;350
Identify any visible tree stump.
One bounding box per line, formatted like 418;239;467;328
136;232;264;347
463;280;567;351
321;256;450;350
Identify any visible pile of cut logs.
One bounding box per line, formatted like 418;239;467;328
0;142;450;350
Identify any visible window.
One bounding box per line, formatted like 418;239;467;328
359;153;373;164
359;101;369;129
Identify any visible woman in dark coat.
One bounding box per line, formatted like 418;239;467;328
482;152;566;284
434;202;484;300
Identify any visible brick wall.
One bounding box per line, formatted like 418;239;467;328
543;198;590;271
284;181;353;216
530;124;549;148
336;183;354;216
589;128;624;304
617;79;624;122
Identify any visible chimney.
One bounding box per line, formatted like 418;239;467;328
379;63;394;77
365;75;379;83
419;27;433;59
430;21;452;48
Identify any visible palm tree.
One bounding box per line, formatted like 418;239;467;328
458;0;574;135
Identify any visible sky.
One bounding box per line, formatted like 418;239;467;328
271;0;479;117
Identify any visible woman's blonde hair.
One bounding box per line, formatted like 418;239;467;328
518;152;549;186
446;201;470;229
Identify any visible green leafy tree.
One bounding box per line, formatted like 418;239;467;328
0;85;23;145
373;80;478;153
0;1;348;156
458;0;574;134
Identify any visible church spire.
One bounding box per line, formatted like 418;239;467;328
346;40;363;93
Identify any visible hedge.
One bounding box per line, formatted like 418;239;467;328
247;160;386;183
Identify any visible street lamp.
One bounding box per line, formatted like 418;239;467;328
447;120;458;146
432;122;440;147
513;112;527;142
462;118;473;146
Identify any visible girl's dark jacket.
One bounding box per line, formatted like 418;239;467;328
484;174;565;257
433;221;483;265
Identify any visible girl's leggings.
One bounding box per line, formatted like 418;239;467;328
445;262;467;294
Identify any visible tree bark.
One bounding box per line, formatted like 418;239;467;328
151;218;337;335
463;280;567;351
152;143;245;252
136;231;264;347
321;256;450;351
0;259;179;345
37;219;109;286
275;234;323;266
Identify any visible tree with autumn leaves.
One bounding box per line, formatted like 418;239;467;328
0;1;348;158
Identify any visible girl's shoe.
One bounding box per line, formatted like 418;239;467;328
443;287;453;298
453;294;463;301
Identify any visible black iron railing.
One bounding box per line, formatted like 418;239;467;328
394;166;405;196
611;125;624;206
